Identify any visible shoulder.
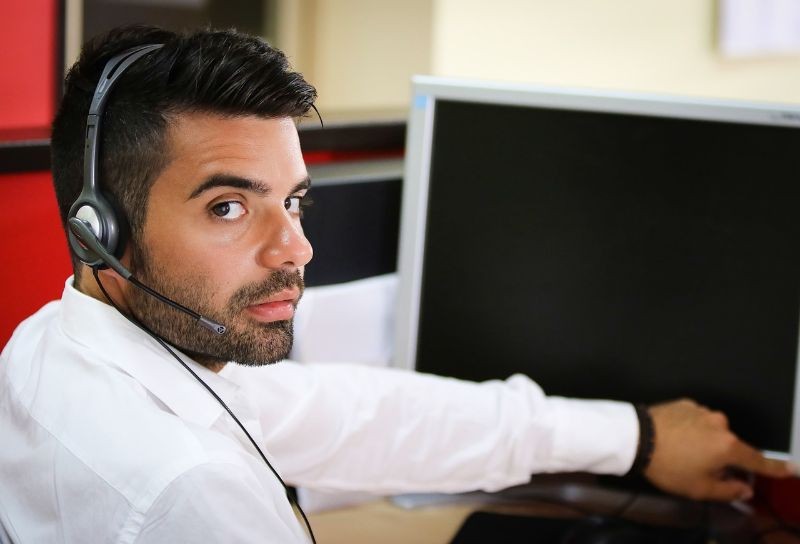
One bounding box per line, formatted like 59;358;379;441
1;300;60;374
1;302;227;512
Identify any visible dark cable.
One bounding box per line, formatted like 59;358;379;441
92;269;317;543
127;276;204;320
310;104;324;128
607;491;639;519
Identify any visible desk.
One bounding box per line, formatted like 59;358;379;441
308;497;800;544
308;499;471;543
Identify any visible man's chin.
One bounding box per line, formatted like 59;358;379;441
218;321;294;366
158;320;293;368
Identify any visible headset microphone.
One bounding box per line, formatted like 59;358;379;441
69;217;227;335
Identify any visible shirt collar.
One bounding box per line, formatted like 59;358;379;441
58;277;239;429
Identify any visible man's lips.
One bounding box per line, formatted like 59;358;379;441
245;289;300;322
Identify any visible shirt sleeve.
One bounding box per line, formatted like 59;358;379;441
132;463;305;544
232;362;639;495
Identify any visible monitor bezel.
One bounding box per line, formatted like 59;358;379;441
394;75;800;462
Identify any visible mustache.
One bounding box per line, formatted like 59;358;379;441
228;269;305;310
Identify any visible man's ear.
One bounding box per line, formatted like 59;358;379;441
97;264;124;284
74;243;133;307
98;242;133;283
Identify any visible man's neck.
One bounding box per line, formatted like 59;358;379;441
76;267;132;312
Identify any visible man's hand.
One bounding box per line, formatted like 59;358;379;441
643;399;795;501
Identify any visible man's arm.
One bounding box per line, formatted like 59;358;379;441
233;362;639;493
645;399;794;501
230;362;793;501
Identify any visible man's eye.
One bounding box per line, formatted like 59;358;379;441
210;201;246;220
285;194;313;217
285;196;302;215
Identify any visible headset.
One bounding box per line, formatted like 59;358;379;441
67;44;159;267
65;44;316;543
66;44;226;336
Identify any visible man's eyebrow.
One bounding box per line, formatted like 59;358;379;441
291;176;312;194
187;174;270;200
187;174;312;201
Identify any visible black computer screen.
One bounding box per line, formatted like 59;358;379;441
415;99;800;453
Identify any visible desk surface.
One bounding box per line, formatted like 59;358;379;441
308;499;471;544
307;498;800;544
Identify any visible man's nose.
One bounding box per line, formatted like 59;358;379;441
256;209;313;269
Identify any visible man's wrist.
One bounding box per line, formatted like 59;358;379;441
626;403;656;476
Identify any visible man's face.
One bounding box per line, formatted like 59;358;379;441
126;113;313;366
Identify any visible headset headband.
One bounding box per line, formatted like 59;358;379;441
68;43;163;267
83;44;164;196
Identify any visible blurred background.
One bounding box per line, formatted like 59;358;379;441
3;0;800;522
78;0;800;113
3;0;800;353
7;0;800;132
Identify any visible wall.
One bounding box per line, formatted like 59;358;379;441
0;172;72;346
1;0;69;347
276;0;434;113
279;0;800;113
0;0;58;131
432;0;800;104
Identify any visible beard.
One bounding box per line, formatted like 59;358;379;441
127;244;304;367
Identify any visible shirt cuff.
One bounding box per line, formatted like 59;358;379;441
546;397;639;475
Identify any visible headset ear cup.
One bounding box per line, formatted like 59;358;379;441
67;190;124;268
104;190;130;260
68;226;103;268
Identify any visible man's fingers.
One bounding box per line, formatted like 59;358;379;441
727;439;793;478
753;456;794;478
645;399;794;501
701;479;753;502
707;410;728;428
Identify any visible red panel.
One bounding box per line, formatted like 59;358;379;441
0;172;72;348
756;476;800;523
302;148;404;165
0;0;58;132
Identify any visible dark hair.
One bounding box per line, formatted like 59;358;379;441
51;25;317;277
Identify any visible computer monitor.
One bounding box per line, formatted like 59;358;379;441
395;77;800;461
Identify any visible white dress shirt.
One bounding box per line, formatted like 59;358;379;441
0;279;638;543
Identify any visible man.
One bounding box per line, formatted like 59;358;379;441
0;25;792;543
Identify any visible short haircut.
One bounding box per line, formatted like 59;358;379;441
51;24;317;277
